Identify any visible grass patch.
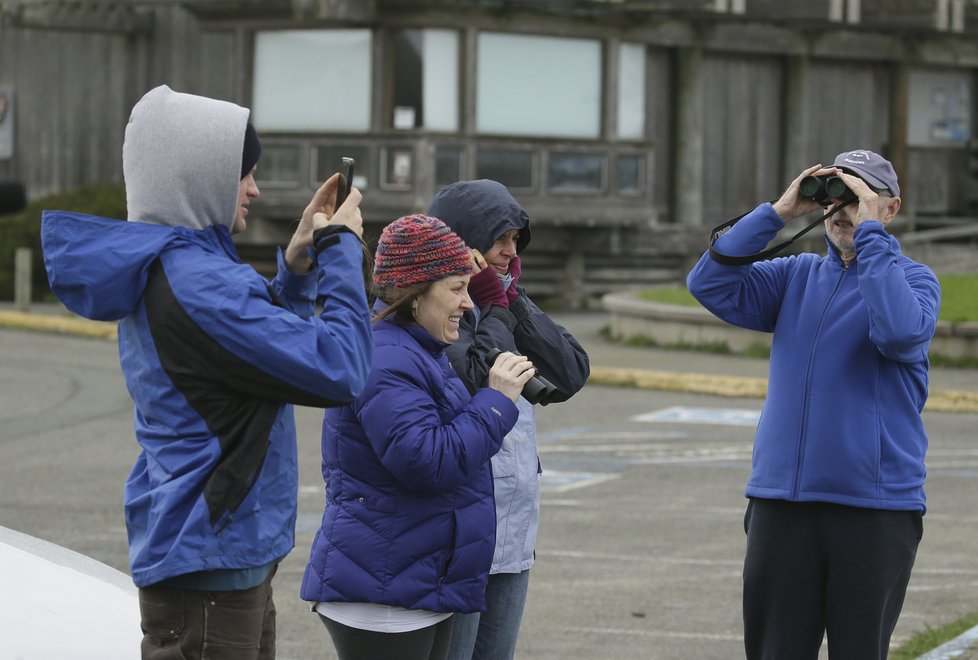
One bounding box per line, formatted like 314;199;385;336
937;274;978;323
930;353;978;369
890;611;978;660
637;288;700;307
637;273;978;322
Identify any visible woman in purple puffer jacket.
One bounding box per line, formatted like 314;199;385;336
301;214;537;660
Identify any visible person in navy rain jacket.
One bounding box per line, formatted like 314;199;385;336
42;85;373;659
426;179;589;660
301;214;537;660
686;150;941;660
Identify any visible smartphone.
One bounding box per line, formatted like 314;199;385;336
334;157;356;212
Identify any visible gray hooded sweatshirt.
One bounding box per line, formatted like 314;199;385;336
124;84;247;231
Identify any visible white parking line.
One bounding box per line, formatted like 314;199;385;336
633;406;762;426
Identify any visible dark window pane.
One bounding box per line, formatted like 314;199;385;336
435;146;462;186
617;154;644;194
392;30;423;129
257;144;301;187
548;152;603;192
315;146;370;189
475;149;532;188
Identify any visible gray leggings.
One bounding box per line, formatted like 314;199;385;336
320;613;455;660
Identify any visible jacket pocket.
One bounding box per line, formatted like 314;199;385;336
440;511;459;581
138;586;185;642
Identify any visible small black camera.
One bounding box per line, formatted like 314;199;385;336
485;347;557;406
799;175;855;206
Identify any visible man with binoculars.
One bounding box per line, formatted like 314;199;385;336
687;149;941;660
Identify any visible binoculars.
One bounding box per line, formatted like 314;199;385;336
485;347;557;406
799;175;856;206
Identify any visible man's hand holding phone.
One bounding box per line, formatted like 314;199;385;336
285;158;362;273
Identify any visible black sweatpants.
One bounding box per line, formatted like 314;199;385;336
320;614;455;660
743;498;923;660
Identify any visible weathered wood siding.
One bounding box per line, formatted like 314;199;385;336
0;5;240;200
702;53;784;221
0;26;134;197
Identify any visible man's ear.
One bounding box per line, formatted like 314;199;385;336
880;196;902;228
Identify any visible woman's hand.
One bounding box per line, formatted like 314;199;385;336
488;351;536;403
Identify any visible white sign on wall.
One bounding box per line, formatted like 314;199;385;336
908;69;971;147
0;87;14;159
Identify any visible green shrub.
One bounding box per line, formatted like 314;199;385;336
0;183;127;301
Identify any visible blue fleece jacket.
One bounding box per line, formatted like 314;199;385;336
687;203;940;511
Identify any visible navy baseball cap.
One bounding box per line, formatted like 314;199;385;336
832;149;900;197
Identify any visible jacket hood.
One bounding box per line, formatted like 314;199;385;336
426;179;531;254
123;85;249;231
42;210;229;321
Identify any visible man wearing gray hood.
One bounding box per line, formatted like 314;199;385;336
427;179;590;660
42;85;373;659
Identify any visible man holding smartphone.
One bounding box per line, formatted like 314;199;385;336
42;85;373;659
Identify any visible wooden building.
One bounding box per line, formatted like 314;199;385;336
1;0;976;306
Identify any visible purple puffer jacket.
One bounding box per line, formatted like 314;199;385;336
300;314;519;613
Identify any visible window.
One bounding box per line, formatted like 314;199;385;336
253;30;372;132
908;68;972;146
548;152;605;193
381;147;414;190
256;144;302;188
617;154;645;195
392;29;459;131
617;43;646;140
435;146;464;186
475;148;533;189
476;33;601;139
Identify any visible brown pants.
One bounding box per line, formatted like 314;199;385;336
138;569;276;660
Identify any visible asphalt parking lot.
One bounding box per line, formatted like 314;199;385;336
1;309;977;659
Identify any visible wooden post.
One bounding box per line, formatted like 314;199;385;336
674;47;704;228
14;247;31;312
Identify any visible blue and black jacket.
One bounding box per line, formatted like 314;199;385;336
41;85;373;587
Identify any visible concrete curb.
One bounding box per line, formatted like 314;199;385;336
587;366;978;414
6;310;976;414
0;310;117;340
916;624;978;659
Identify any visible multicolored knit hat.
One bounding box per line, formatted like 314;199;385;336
373;214;471;288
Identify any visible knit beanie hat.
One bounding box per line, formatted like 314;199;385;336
373;214;471;288
240;122;261;179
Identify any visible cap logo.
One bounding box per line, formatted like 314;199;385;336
842;150;872;165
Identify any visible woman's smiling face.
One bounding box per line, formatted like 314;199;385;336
414;274;473;343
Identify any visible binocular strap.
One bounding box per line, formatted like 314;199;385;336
707;199;855;266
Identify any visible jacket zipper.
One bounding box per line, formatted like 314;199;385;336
791;261;848;498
